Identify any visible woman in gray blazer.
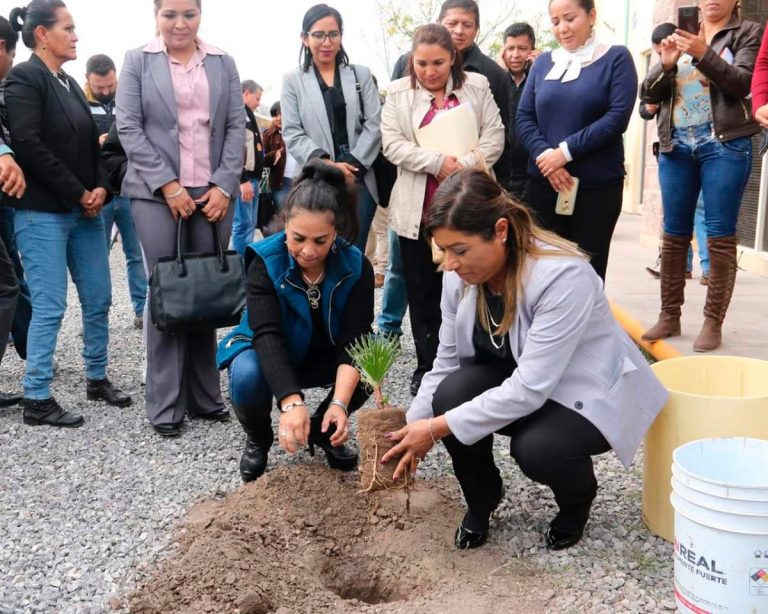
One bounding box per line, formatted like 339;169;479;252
281;3;381;252
382;169;668;551
116;0;245;438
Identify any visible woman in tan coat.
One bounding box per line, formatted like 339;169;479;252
381;23;504;396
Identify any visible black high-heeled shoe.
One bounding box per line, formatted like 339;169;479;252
240;433;272;482
545;526;584;551
308;419;358;471
454;485;506;550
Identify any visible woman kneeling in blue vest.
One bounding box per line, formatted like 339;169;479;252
218;161;374;482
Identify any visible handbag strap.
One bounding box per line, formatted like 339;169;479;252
351;64;367;124
175;215;227;265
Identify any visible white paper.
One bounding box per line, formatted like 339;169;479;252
415;102;479;158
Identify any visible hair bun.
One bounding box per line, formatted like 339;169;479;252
9;6;27;32
299;159;347;189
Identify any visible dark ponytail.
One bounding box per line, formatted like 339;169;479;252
10;0;66;50
0;17;19;53
282;160;359;244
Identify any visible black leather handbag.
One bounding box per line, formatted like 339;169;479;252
149;218;246;333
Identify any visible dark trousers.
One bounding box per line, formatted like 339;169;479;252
0;206;29;358
0;232;19;366
432;363;611;532
524;178;623;282
227;348;370;438
399;231;442;379
132;190;233;425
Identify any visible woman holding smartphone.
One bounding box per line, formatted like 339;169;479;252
516;0;637;282
641;0;760;352
116;0;245;437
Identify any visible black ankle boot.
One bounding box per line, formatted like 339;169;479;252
308;418;358;471
22;397;84;428
240;433;273;482
86;378;132;407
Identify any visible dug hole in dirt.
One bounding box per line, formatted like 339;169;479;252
126;464;550;613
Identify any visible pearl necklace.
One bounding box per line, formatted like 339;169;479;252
301;270;325;309
484;291;505;351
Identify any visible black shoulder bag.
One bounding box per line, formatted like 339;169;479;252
351;65;397;208
149;218;246;333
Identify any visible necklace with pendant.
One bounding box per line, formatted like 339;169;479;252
484;289;505;351
301;270;325;309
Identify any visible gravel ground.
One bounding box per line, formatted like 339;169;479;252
0;245;675;613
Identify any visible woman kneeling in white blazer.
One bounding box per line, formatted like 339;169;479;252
382;168;667;552
381;23;504;397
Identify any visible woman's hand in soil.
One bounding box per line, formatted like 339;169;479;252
322;405;349;446
278;405;310;454
381;420;435;481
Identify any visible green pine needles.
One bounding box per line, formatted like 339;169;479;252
348;334;400;408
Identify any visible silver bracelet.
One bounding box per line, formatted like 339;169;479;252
279;401;307;413
428;417;440;445
215;185;232;200
329;399;349;416
167;186;184;198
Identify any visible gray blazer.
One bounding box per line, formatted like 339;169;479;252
115;43;245;202
408;251;668;468
281;63;381;202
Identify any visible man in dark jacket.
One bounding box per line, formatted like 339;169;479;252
85;54;147;329
501;22;538;199
391;0;512;189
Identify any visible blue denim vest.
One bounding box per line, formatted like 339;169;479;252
216;231;363;369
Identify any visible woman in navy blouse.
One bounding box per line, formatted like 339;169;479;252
516;0;637;281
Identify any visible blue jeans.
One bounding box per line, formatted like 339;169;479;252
15;208;112;399
686;192;709;276
376;228;408;336
354;180;377;252
0;205;30;358
659;123;751;239
272;177;293;210
231;179;260;255
102;195;147;316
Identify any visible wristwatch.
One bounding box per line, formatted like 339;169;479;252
279;401;306;413
215;185;232;200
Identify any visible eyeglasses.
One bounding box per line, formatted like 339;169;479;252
307;30;341;43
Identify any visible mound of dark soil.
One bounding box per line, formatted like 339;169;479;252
126;465;549;613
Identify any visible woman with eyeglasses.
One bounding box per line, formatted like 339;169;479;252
280;3;381;252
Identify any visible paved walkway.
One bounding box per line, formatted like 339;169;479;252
606;213;768;360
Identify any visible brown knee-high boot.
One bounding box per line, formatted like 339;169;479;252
693;235;738;352
642;234;692;341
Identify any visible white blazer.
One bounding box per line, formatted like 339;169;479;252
381;73;505;240
408;250;668;468
281;63;381;202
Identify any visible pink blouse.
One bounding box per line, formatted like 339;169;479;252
143;37;224;188
419;93;460;219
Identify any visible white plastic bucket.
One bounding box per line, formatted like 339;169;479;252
671;438;768;613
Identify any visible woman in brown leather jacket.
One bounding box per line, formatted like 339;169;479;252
640;1;761;352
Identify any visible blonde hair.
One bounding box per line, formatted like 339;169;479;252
425;168;586;336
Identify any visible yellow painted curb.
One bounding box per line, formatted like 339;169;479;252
609;300;683;362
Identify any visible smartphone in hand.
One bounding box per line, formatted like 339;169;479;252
555;177;579;216
678;6;699;35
